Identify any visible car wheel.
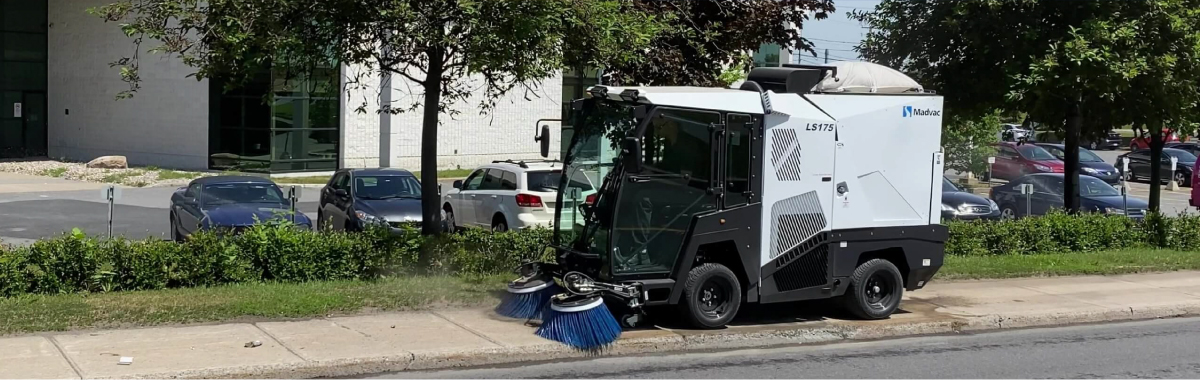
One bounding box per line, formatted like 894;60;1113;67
317;210;325;231
1089;141;1099;150
679;263;742;329
841;259;904;320
1000;205;1017;220
443;205;457;232
1176;172;1189;187
491;215;509;232
169;212;182;242
1123;169;1135;182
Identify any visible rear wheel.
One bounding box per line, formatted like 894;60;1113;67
1000;205;1017;219
680;263;742;329
841;259;904;320
491;215;509;232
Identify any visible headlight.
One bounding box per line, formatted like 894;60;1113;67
355;210;383;224
1104;207;1125;215
1082;167;1099;174
988;199;999;211
1034;164;1051;171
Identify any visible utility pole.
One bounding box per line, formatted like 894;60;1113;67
825;49;829;64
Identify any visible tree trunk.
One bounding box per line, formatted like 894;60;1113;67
1064;100;1082;213
1149;123;1164;212
420;46;445;235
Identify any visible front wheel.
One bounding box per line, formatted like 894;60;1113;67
1000;205;1017;220
680;263;742;329
841;259;904;320
169;212;182;242
1176;171;1190;187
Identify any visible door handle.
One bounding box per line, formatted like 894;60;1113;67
491;195;498;199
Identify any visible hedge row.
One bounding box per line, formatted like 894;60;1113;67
3;212;1199;298
0;225;552;298
946;212;1200;256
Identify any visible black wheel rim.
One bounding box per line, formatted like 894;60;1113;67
863;271;898;311
1177;173;1186;185
698;276;733;319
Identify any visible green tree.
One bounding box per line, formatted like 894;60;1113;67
943;112;1002;178
92;0;662;234
853;0;1200;212
604;0;836;86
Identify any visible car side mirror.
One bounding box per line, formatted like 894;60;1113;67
535;124;551;158
335;189;349;198
453;180;463;189
622;137;644;174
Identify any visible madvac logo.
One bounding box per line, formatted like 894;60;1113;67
903;106;941;117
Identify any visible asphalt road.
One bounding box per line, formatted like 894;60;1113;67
372;317;1200;379
0;180;458;243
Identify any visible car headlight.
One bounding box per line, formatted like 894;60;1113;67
941;203;957;213
355;210;384;224
1034;164;1051;171
1082;167;1099;174
1104;207;1126;215
988;199;999;211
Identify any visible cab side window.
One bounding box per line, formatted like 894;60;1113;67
500;171;518;191
480;169;503;190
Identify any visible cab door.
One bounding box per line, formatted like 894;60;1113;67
609;108;722;276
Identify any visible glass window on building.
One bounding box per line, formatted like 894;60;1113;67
0;0;47;159
560;67;602;154
209;65;341;173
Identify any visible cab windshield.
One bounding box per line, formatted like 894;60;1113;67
554;98;727;277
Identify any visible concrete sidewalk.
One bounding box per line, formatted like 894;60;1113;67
4;271;1200;379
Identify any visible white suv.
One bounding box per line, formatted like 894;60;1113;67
442;160;596;231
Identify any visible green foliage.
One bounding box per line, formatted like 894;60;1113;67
0;223;554;298
942;111;1002;176
945;211;1200;257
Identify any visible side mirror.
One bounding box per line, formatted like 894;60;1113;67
621;136;644;174
335;189;349;198
536;124;551;158
452;180;463;189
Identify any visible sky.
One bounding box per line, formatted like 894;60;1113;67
792;0;882;65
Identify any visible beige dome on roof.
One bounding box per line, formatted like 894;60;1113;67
815;61;924;94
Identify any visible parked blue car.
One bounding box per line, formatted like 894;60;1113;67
169;176;311;241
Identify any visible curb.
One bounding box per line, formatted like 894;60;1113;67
100;302;1200;379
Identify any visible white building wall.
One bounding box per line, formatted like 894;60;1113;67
341;69;564;172
47;0;210;169
341;63;383;169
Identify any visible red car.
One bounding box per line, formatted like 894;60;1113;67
1130;129;1184;150
987;142;1065;181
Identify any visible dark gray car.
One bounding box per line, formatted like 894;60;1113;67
318;168;423;232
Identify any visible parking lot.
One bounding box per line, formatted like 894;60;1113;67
2;148;1196;245
0;172;458;245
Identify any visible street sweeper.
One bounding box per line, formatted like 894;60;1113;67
499;62;948;350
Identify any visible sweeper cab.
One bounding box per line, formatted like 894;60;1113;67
502;62;948;345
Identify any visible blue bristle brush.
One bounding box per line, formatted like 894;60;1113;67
495;273;559;320
536;293;622;350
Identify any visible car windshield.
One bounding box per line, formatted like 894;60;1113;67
354;175;422;200
528;170;593;193
202;183;286;206
1042;145;1103;162
1017;145;1057;161
1166;149;1198;163
1040;176;1121;197
942;177;959;192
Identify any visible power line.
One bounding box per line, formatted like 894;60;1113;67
804;37;861;44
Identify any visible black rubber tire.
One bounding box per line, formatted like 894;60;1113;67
841;259;904;320
491;215;509;232
679;263;742;329
169;212;182;242
1000;204;1018;219
317;210;325;231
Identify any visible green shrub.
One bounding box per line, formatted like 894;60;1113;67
7;211;1191;299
